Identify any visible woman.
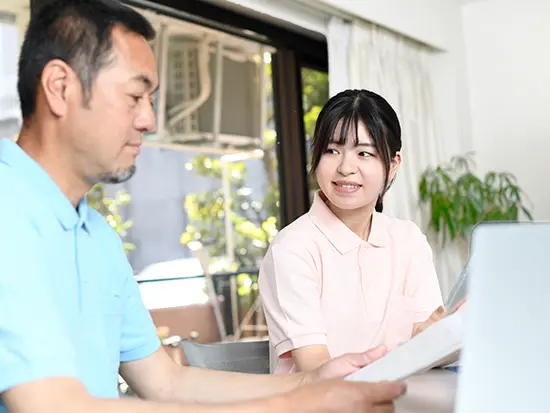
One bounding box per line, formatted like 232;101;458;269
259;89;448;374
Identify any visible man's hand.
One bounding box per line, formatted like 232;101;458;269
2;375;405;413
305;345;388;384
275;378;406;413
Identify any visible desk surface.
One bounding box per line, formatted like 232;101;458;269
396;369;457;413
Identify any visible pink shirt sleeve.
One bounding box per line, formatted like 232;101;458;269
405;226;444;323
259;242;327;358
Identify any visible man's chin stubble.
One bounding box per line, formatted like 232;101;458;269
97;165;137;184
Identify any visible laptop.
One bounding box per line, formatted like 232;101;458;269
455;221;550;413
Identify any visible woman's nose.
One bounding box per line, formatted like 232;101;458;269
337;153;357;176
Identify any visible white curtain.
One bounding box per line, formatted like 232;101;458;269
327;17;351;98
327;21;465;297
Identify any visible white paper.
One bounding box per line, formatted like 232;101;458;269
345;312;463;382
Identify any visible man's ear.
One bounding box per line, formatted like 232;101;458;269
39;59;76;117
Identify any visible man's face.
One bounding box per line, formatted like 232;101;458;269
65;25;158;184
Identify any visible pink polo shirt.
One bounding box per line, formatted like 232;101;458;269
258;192;443;374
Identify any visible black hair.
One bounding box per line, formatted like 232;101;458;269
310;89;402;213
18;0;156;119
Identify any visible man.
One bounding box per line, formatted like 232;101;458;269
0;0;405;412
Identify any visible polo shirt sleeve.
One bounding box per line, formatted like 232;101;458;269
406;225;444;323
119;261;161;363
258;242;327;358
0;219;78;393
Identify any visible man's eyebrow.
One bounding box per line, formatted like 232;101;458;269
131;74;158;93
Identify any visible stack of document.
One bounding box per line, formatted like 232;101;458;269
346;311;464;382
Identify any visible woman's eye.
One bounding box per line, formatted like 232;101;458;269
359;151;374;158
324;148;338;155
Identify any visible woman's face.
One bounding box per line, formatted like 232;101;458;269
315;122;400;212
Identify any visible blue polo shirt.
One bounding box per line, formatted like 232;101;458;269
0;138;160;411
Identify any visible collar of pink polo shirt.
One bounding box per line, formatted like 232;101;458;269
307;191;387;255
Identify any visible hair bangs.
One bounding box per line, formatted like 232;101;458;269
329;111;361;148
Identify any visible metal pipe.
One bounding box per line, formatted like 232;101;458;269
155;23;169;139
167;36;212;126
212;40;224;143
222;160;239;338
221;161;234;265
259;46;267;147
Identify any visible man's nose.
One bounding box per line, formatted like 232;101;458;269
135;101;156;134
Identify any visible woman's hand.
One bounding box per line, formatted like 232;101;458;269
305;345;389;384
412;305;446;337
412;299;466;337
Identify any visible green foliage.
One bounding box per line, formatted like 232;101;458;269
302;70;329;121
302;69;328;194
87;184;135;255
180;64;329;272
304;105;323;140
302;69;328;140
180;154;278;269
419;152;533;245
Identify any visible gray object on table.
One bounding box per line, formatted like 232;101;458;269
396;370;457;413
180;339;270;374
445;260;470;312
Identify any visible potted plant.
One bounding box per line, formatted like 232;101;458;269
419;152;533;246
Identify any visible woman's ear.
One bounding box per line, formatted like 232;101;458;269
388;151;402;182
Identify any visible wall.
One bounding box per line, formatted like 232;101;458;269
223;0;459;50
429;1;474;160
462;0;550;219
224;0;328;37
317;0;458;51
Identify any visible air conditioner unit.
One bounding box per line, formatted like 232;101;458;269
141;13;274;155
